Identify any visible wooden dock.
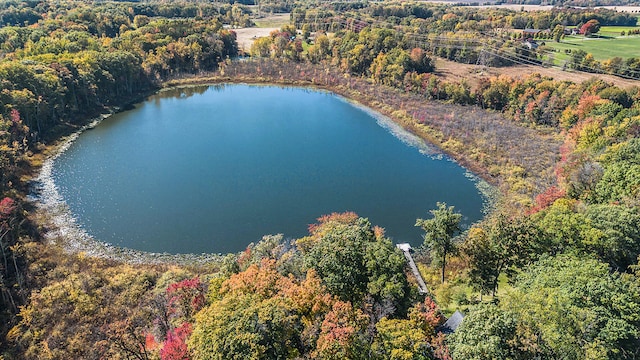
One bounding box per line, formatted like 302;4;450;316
396;243;429;295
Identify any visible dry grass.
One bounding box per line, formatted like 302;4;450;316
434;57;640;90
252;13;290;28
234;27;279;52
235;13;291;52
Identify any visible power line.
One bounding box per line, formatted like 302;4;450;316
477;29;640;82
291;11;640;84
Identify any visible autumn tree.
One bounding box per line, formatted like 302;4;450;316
580;19;600;36
190;293;302;360
166;277;205;325
314;301;370;360
189;261;304;360
372;317;432;359
13;259;160;359
0;196;20;318
160;323;192;360
416;203;462;283
302;213;410;312
372;296;447;359
553;24;564;42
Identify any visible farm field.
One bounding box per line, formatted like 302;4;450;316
599;25;640;37
543;34;640;61
252;13;290;28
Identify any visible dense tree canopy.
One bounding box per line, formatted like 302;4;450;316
452;254;640;359
2;1;640;359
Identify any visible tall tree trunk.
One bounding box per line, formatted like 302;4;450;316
441;249;446;283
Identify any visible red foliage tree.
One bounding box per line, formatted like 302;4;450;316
409;296;444;332
145;333;159;351
432;332;452;360
580;19;600;36
10;109;20;124
0;197;17;235
528;185;566;214
166;277;205;321
0;197;16;220
315;301;369;358
160;323;192;360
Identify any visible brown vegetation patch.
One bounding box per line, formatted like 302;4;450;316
234;27;279;52
434;57;640;90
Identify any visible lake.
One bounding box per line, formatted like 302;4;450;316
51;84;486;254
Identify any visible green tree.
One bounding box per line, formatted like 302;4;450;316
464;215;543;296
372;318;431;360
553;24;564;42
584;204;640;270
448;304;523;360
503;253;640;359
594;139;640;204
303;216;372;303
364;235;412;316
303;214;410;310
533;198;593;253
415;202;462;283
570;49;588;70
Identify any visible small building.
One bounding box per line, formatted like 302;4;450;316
437;310;465;334
522;28;541;36
564;27;579;35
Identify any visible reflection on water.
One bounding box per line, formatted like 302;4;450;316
49;84;487;254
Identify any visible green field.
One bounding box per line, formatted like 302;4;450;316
543;35;640;62
252;13;290;28
599;25;640;37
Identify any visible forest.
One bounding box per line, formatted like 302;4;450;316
1;0;640;359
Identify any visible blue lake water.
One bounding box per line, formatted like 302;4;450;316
52;84;485;254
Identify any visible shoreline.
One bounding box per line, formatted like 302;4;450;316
28;108;227;266
27;67;522;266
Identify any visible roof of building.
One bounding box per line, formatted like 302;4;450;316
438;310;464;334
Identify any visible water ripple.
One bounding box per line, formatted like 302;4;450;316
29;112;223;265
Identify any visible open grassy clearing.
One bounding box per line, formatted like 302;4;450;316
543;35;640;61
252;13;290;28
234;13;291;52
234;27;278;52
599;25;640;37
